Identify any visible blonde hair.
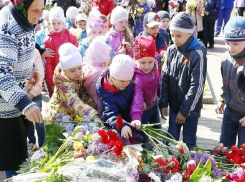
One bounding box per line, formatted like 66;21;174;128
124;27;134;47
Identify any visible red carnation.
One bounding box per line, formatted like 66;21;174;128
98;129;109;144
176;144;184;154
241;143;245;151
225;152;232;159
129;137;134;144
231;145;238;151
225;172;231;180
107;130;119;141
182;169;191;180
170;156;179;170
116;115;123;129
232;155;242;164
153;158;170;173
113;140;124;156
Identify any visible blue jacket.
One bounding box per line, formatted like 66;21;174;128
65;19;74;29
205;0;221;20
159;36;207;117
221;0;234;9
96;68;133;130
35;28;47;48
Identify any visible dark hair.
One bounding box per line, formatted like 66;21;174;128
99;14;108;23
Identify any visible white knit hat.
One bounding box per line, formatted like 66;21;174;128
42;10;49;20
110;6;128;25
110;55;134;80
49;6;66;24
66;6;79;19
59;43;83;70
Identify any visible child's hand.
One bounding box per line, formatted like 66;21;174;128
121;125;132;138
93;116;102;122
131;120;142;130
137;13;142;17
175;112;186;124
118;46;127;55
125;42;132;53
215;102;226;114
41;48;55;60
239;117;245;127
204;11;209;16
30;69;40;86
160;107;168;120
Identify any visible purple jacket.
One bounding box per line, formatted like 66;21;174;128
105;27;134;58
130;63;160;121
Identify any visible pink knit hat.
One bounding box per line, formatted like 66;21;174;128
110;55;134;81
86;15;104;35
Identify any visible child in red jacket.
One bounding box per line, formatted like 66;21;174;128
44;6;79;98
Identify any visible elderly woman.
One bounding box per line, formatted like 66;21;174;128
0;0;44;178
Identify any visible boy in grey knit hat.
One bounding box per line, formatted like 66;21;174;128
159;12;207;149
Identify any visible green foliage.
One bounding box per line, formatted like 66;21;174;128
45;172;71;182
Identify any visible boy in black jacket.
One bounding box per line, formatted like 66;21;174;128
159;12;207;149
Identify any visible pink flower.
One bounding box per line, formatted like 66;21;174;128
187;160;197;172
176;145;184;154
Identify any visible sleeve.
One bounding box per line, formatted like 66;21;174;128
44;39;55;87
35;43;45;56
0;29;34;113
130;74;144;121
107;0;115;21
159;50;170;109
60;81;98;120
103;99;130;130
208;0;221;15
179;53;207;117
219;65;224;103
79;87;98;110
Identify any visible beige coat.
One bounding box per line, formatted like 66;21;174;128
186;0;203;32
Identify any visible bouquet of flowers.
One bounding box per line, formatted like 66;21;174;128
80;0;90;15
134;7;145;21
186;0;197;13
196;0;207;16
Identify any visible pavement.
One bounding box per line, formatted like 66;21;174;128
0;34;226;182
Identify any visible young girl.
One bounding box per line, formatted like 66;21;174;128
130;36;161;131
96;55;138;139
133;0;150;36
78;15;114;58
99;14;109;34
45;43;101;122
65;6;79;29
106;6;134;58
83;38;110;118
215;16;245;148
44;6;79;98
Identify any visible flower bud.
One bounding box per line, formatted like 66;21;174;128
187;160;196;172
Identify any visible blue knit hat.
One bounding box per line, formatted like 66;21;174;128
224;16;245;42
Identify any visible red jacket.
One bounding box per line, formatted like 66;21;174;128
44;29;79;87
89;0;115;21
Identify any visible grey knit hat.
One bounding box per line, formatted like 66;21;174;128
157;11;170;20
169;12;194;33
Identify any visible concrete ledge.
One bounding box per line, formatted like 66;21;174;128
203;76;214;104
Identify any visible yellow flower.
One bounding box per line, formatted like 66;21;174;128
189;1;197;8
74;115;84;122
73;141;83;151
137;8;144;14
86;156;95;161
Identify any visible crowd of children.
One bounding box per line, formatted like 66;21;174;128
1;0;245;156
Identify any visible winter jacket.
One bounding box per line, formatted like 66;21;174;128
220;49;245;115
234;0;245;8
205;0;221;20
159;35;207;117
130;63;160;121
26;49;44;98
221;0;234;9
134;3;150;35
65;19;74;29
78;37;115;59
0;4;36;118
44;64;98;121
89;0;115;21
105;27;134;58
159;29;170;47
96;68;133;130
35;28;48;48
44;28;79;87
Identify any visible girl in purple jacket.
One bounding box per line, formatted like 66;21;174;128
106;6;134;58
130;36;161;130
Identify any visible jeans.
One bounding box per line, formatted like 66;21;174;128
5;170;17;179
203;17;216;47
27;94;45;147
141;103;161;128
168;108;200;149
220;107;245;148
215;8;233;35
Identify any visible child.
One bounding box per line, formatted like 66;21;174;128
83;38;110;118
70;14;87;41
106;6;134;58
157;10;170;47
27;49;45;149
44;6;79;98
96;55;137;139
65;6;79;29
159;12;207;149
133;0;150;36
215;16;245;148
130;36;161;131
78;15;114;58
99;14;109;34
45;43;101;122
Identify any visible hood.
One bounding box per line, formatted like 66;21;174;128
48;28;70;37
177;35;206;54
53;63;82;85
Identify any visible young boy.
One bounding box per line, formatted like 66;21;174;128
157;10;170;48
65;6;79;29
215;16;245;148
159;12;207;149
75;14;88;41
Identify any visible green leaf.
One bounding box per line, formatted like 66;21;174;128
203;159;212;173
188;168;204;182
72;126;82;136
87;134;93;141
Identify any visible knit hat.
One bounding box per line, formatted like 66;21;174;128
169;12;194;33
89;7;101;16
49;6;66;24
110;6;128;25
85;37;110;66
66;6;79;19
76;14;87;22
134;36;156;60
110;55;134;80
59;43;83;70
86;15;104;35
143;12;161;28
224;16;245;42
42;10;49;20
157;11;170;20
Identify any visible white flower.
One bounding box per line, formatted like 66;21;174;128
166;173;182;182
148;172;161;182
